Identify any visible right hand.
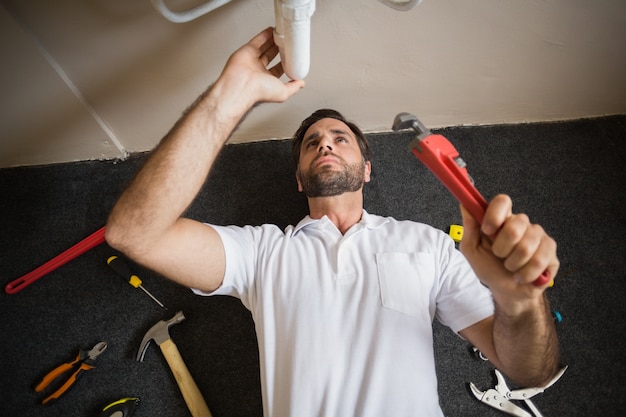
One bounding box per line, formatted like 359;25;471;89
215;27;305;110
459;195;559;311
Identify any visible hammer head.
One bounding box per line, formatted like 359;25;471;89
137;310;185;362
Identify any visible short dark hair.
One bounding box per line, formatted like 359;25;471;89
292;109;371;167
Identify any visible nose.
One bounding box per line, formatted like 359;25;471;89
317;136;333;153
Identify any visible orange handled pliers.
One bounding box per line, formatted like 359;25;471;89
35;341;107;405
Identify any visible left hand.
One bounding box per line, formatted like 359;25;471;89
460;194;559;297
215;27;305;111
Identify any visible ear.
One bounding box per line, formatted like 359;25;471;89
296;171;303;192
364;161;372;183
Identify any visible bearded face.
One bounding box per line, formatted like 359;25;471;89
296;117;371;198
297;152;367;197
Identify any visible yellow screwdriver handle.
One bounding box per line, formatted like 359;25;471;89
107;256;139;285
107;255;165;308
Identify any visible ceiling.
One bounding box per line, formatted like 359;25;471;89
1;0;625;168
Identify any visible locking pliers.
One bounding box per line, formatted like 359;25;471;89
469;366;567;417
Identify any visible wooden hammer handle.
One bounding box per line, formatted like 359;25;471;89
160;339;212;417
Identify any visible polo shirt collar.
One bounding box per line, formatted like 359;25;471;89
292;210;388;235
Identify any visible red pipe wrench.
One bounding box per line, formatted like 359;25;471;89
392;112;551;287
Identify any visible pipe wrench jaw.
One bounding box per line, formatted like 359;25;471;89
392;112;488;224
392;112;431;149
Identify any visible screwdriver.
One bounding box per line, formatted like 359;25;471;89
107;256;166;308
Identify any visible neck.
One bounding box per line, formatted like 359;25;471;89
307;190;364;234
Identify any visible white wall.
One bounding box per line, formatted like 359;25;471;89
1;0;625;167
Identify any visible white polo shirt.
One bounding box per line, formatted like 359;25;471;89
194;211;494;417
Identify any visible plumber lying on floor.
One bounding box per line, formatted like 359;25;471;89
106;27;562;416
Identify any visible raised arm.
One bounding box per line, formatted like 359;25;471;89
105;27;304;292
458;194;561;387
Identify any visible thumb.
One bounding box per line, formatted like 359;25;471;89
459;204;499;285
459;204;480;250
285;79;305;97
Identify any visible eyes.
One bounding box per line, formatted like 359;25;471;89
304;136;349;149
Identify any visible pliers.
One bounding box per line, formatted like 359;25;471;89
391;112;551;287
469;367;567;417
35;341;107;404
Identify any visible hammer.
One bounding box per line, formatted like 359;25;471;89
138;311;212;417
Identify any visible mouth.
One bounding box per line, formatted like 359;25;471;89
315;158;338;167
313;152;341;168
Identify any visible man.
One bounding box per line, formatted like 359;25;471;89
106;27;560;416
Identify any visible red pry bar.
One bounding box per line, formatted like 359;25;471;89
5;226;106;294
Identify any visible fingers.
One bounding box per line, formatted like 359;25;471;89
515;234;558;284
220;27;304;103
461;195;559;287
486;195;558;283
482;194;512;236
259;38;279;67
490;213;533;260
249;27;279;67
495;219;544;274
248;27;274;51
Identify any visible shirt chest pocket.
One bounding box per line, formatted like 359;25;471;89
376;252;435;317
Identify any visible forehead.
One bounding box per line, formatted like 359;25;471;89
303;117;354;141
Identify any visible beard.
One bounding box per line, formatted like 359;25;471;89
298;157;366;198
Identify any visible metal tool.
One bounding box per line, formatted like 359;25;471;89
392;112;551;287
35;341;108;404
138;311;212;417
5;226;106;294
100;397;140;417
107;255;166;308
469;367;567;417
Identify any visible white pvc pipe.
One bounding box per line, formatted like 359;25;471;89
151;0;417;81
273;0;316;80
150;0;234;23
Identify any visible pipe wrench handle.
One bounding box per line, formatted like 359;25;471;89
409;134;551;287
409;134;487;224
